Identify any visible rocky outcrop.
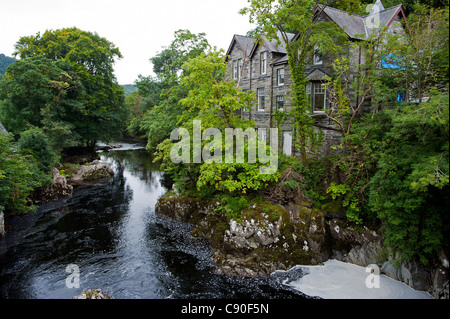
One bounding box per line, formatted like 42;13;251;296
155;193;449;298
65;160;114;185
156;194;329;276
31;168;73;204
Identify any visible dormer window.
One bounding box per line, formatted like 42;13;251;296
313;45;323;65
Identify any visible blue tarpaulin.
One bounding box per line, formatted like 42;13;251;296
381;54;405;70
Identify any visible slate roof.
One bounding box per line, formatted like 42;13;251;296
250;31;296;58
317;3;405;40
225;34;255;60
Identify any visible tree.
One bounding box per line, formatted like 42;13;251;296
13;28;126;148
240;0;347;163
383;5;449;103
137;30;211;149
155;49;280;206
0;56;85;148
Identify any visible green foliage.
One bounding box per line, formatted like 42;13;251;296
326;182;362;224
0;54;15;77
336;92;449;263
368;94;449;264
154;49;281;221
378;5;449;105
214;195;250;221
17;127;56;172
11;27;126;147
0;132;48;214
134;30;211;147
240;0;347;163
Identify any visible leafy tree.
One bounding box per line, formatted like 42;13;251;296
156;49;280;208
369;93;449;264
0;56;84;145
381;5;449;103
13;28;126;148
136;30;211;149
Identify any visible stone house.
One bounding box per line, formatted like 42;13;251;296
225;0;406;156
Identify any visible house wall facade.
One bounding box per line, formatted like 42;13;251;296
224;3;405;157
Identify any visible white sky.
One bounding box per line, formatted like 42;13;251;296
1;0;255;84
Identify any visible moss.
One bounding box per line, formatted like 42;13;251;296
242;200;285;223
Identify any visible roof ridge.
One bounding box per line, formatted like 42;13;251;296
363;4;403;18
320;4;364;18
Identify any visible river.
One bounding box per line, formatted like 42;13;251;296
0;144;303;299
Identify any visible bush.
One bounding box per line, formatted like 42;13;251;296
0;132;47;213
338;93;449;264
18;127;56;172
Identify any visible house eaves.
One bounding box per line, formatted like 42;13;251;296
225;34;255;61
249;32;295;59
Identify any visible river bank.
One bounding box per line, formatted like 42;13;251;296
155;192;448;299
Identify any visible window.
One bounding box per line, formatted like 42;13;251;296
276;95;285;111
257;88;265;111
260;52;267;74
258;127;267;142
238;59;243;79
277;68;285;86
307;82;327;112
314;83;326;111
233;61;238;80
313;45;323;65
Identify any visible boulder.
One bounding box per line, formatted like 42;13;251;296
66;160;114;185
32;168;73;203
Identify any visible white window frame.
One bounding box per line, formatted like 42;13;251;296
313;45;323;65
277;68;285;86
238;59;243;79
258;127;267;142
309;82;327;112
233;61;238;79
257;88;265;111
276;95;285;111
260;52;267;75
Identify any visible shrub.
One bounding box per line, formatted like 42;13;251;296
18;127;56;172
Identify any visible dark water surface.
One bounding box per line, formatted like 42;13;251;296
0;146;303;299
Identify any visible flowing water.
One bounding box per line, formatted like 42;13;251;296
0;145;302;299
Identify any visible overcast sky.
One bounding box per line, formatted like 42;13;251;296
1;0;255;84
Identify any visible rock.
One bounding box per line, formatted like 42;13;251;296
66;161;114;185
32;168;73;203
381;261;399;281
73;289;113;299
345;241;386;266
154;193;448;298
